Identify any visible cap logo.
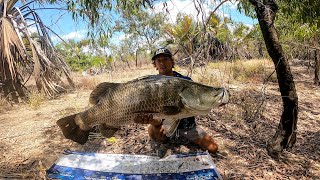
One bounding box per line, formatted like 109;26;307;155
156;48;166;54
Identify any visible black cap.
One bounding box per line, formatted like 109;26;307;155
151;48;172;60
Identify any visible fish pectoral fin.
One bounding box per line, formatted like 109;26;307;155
163;106;181;115
162;119;181;137
98;124;119;138
89;82;121;105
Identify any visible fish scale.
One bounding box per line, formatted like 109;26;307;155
57;75;229;144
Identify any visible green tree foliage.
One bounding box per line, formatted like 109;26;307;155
164;12;264;61
165;13;201;55
275;12;320;59
281;0;320;26
115;8;166;52
215;17;232;43
56;39;108;71
49;0;155;39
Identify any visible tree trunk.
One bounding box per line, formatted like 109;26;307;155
258;41;264;58
314;50;320;85
135;50;138;68
125;60;131;69
249;0;298;158
113;60;117;71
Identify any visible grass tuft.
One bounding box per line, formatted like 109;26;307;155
232;60;266;81
26;90;45;110
0;96;12;113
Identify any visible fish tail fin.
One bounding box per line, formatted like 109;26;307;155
56;114;90;144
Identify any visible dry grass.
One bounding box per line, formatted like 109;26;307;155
0;96;12;113
71;64;157;91
232;60;265;81
191;59;275;87
76;77;100;90
26;90;45;110
0;61;319;179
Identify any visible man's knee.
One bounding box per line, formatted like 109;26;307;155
148;125;168;143
193;135;218;154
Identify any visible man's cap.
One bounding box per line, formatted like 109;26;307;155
152;48;172;60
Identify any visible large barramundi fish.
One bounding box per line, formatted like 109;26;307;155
57;75;229;144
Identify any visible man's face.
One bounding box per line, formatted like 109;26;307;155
154;55;174;76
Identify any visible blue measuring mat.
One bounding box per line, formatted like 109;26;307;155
47;150;222;180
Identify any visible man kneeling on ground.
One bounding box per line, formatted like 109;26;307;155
134;48;219;157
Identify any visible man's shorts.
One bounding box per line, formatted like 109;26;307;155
172;126;207;141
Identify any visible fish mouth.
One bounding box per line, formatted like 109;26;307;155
216;88;230;106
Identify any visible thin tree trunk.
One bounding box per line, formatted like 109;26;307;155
314;50;320;85
113;60;117;71
125;60;131;69
249;0;298;158
135;50;138;68
258;41;264;58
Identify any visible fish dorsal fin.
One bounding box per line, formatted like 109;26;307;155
89;82;121;105
128;75;163;83
162;119;181;137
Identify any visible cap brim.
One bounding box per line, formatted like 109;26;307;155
152;53;172;60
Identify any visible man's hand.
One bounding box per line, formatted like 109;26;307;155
134;114;162;126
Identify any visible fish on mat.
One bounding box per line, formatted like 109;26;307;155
57;75;229;144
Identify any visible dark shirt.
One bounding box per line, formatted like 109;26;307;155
173;71;196;129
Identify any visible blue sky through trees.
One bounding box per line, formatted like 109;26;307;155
16;0;257;44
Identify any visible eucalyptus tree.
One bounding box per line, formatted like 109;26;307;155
0;0;74;101
115;8;166;52
237;0;318;158
112;7;167;67
231;22;253;59
50;0;156;41
244;24;264;57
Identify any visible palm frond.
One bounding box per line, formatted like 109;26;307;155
0;17;27;81
0;1;74;100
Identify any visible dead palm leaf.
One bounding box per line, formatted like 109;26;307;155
0;0;74;101
0;17;26;81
